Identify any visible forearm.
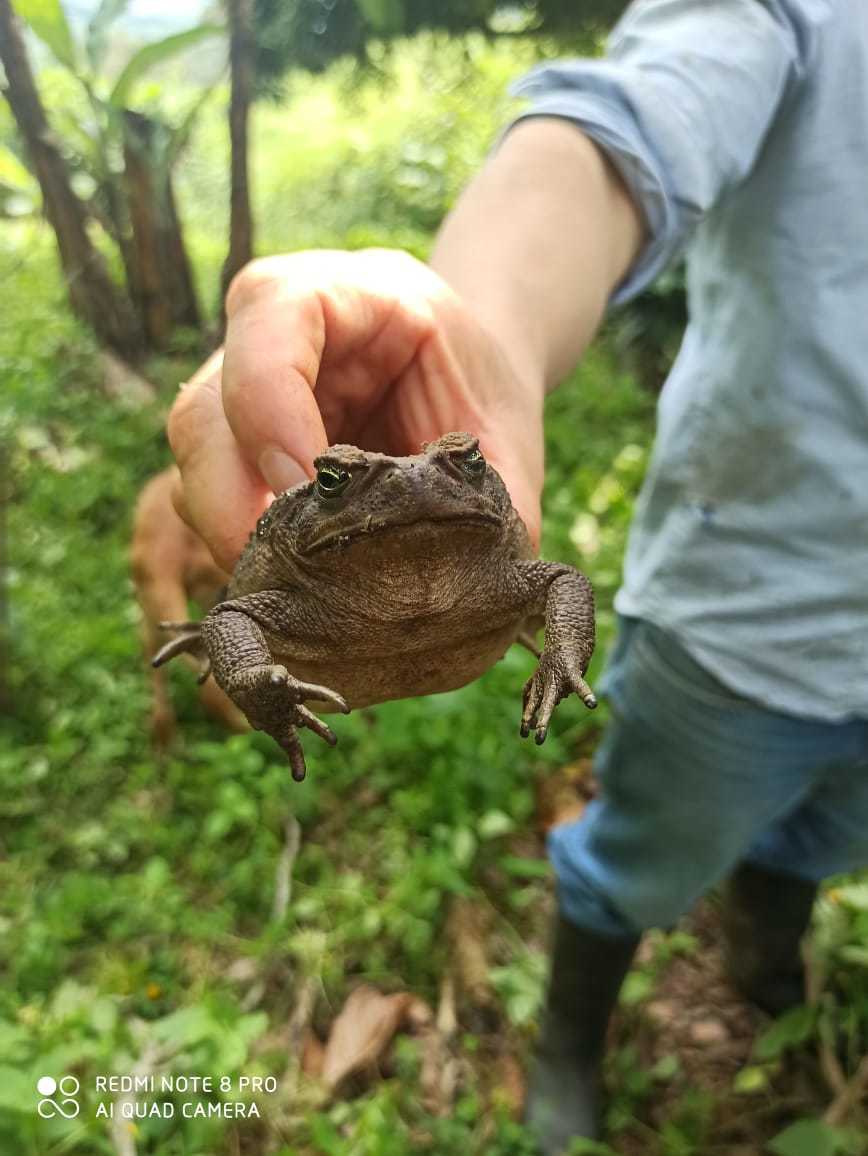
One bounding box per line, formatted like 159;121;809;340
430;117;645;394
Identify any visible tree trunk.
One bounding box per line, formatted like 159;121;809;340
122;111;201;348
0;0;144;357
220;0;254;319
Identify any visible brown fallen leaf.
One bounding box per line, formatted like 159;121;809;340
321;985;416;1093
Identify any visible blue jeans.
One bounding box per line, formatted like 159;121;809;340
549;617;868;936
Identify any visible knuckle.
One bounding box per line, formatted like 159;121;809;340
225;257;281;317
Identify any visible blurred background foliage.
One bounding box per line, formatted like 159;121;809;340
1;3;863;1155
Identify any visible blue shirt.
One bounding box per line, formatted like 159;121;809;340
512;0;868;722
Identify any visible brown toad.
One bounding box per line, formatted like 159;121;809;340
154;432;596;780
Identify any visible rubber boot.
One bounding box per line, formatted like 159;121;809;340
720;860;818;1017
525;913;639;1153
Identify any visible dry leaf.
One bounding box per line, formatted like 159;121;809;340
321;985;414;1092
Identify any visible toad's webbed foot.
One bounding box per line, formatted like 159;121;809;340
226;663;349;781
520;650;597;746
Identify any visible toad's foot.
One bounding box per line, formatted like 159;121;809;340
226;664;350;781
520;650;597;745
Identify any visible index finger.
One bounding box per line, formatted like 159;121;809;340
168;350;271;570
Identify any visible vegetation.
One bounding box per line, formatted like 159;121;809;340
1;25;866;1156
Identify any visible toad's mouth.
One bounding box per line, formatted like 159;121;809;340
301;510;503;555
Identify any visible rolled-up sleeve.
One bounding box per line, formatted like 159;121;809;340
509;0;826;303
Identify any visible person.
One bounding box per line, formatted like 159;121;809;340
168;0;868;1149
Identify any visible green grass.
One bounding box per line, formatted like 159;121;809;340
0;214;655;1153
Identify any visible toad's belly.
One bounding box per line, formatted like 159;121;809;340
271;622;521;710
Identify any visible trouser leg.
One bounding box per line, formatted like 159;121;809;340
532;616;866;1150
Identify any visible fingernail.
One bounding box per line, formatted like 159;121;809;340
258;447;309;493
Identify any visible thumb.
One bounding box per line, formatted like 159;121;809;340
221;266;330;491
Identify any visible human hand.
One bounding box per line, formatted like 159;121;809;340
168;248;545;571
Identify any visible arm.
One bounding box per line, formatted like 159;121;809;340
432;0;820;392
431;118;645;394
168;0;813;572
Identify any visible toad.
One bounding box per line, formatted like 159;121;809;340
154;432;596;780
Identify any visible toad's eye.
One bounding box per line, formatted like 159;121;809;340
316;465;351;497
458;448;485;480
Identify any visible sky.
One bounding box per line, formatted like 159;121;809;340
65;0;211;35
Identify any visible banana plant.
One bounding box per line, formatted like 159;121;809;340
9;0;225;347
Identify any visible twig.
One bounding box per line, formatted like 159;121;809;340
803;943;848;1096
279;972;320;1102
823;1054;868;1126
817;1010;848;1097
272;815;301;923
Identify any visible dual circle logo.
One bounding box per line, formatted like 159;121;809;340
37;1076;80;1119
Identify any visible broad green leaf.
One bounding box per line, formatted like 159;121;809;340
477;809;515;839
0;145;35;190
0;1066;35;1114
85;0;129;72
152;1004;217;1048
753;1003;815;1061
732;1064;771;1094
767;1118;847;1156
618;969;654;1006
498;854;551;879
11;0;77;70
833;882;868;911
108;23;225;108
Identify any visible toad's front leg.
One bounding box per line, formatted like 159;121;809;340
202;596;349;781
513;561;597;745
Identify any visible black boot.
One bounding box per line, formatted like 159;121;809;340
720;860;818;1017
525;913;639;1154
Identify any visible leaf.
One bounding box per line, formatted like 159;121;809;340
767;1118;848;1156
619;969;654;1007
356;0;404;35
85;0;129;72
732;1064;771;1094
753;1004;816;1062
152;1004;217;1050
12;0;77;69
320;985;419;1092
839;944;868;968
0;1066;35;1113
0;145;35;191
832;882;868;912
108;23;225;108
477;810;515;840
498;855;551;879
